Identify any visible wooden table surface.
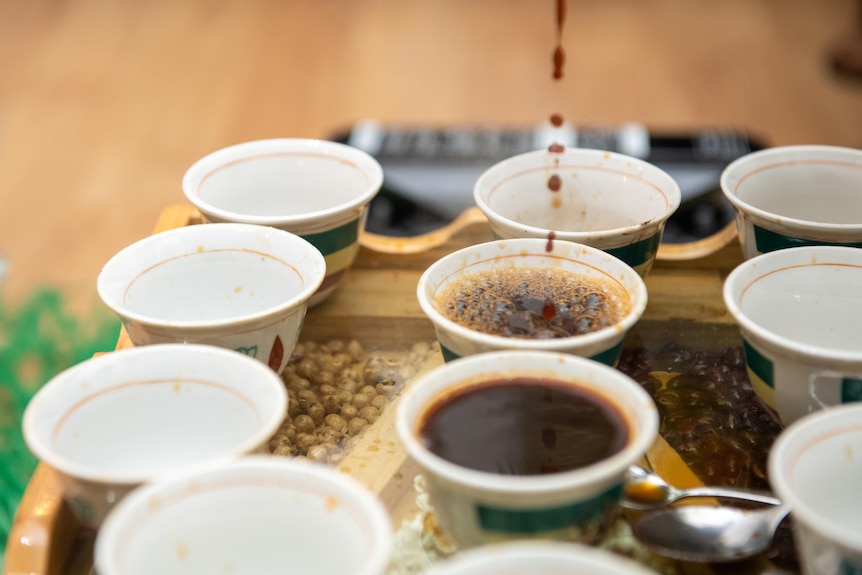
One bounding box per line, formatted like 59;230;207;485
1;0;861;304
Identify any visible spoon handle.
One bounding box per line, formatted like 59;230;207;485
678;486;781;506
766;503;793;531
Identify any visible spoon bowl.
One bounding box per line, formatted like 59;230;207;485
621;465;782;510
631;503;792;563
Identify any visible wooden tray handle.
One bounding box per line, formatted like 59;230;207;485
359;206;738;261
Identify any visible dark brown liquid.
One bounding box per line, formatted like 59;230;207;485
420;378;629;475
548;0;567;198
436;267;631;339
552;0;566;80
552;46;565;80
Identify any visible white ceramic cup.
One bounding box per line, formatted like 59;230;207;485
723;245;862;425
22;344;288;527
768;403;862;575
424;540;658;575
182;138;383;306
474;147;680;277
395;350;658;549
97;222;325;374
416;238;647;366
720;145;862;260
95;455;392;575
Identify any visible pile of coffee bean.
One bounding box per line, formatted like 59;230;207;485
618;342;782;490
268;339;437;465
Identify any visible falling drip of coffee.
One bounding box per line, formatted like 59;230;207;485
547;0;567;210
549;0;567;133
545;230;556;252
552;47;565;81
552;0;566;80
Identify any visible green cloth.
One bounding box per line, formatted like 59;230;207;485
0;288;120;564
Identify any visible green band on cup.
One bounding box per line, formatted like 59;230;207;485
743;340;774;389
606;232;662;271
838;557;862;575
440;344;460;363
302;218;360;256
487;231;659;272
439;341;623;365
842;378;862;403
591;342;623;367
753;225;862;253
477;482;622;535
742;339;778;412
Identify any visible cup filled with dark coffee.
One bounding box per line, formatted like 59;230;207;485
395;350;659;549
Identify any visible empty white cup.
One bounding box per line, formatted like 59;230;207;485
425;540;658;575
720;145;862;260
474;147;680;276
95;455;392;575
22;344;288;527
769;403;862;575
97;222;325;374
723;245;862;425
182;138;383;305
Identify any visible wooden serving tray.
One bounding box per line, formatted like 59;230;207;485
4;205;792;575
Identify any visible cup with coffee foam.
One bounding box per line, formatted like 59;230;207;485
417;238;647;366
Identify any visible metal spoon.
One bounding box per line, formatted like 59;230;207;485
621;465;782;510
631;503;793;563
